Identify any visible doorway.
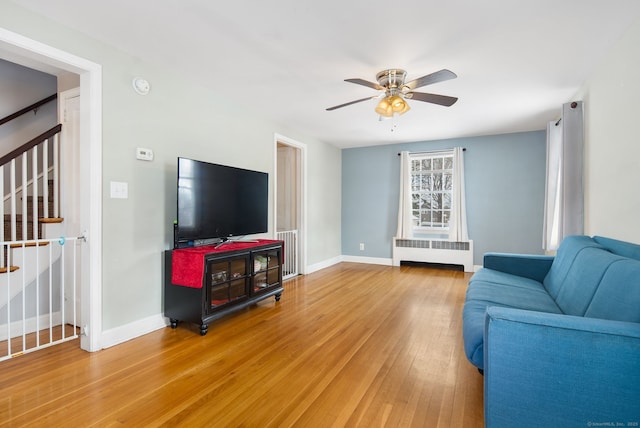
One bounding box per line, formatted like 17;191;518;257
0;27;103;352
274;134;306;278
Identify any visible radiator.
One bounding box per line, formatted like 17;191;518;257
392;238;474;272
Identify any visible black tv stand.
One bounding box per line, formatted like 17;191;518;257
164;239;283;335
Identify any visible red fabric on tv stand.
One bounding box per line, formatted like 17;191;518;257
171;239;281;288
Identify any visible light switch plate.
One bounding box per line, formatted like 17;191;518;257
110;181;128;199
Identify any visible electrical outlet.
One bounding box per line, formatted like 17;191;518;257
359;243;365;251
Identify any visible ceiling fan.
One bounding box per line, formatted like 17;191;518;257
326;68;458;118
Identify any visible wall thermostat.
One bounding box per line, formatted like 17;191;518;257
136;147;154;161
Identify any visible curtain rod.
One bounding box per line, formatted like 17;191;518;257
397;148;466;156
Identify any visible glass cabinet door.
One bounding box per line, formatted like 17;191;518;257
205;253;249;311
252;247;282;294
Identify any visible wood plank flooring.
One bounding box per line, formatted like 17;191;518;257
0;262;483;427
0;325;78;359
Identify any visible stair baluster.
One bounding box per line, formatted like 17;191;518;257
0;126;63;273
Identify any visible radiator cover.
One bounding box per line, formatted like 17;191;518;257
392;238;474;272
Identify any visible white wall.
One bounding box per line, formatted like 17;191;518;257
306;136;341;266
0;3;342;333
577;17;640;244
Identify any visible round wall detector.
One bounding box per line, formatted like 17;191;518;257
132;77;150;95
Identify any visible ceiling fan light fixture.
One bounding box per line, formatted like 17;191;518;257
375;97;393;117
390;95;410;115
376;95;410;117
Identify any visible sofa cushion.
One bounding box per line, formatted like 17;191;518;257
584;259;640;323
552;248;626;316
542;236;628;316
470;268;547;293
594;235;640;261
463;272;562;369
543;236;603;301
466;280;560;311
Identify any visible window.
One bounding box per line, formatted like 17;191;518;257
410;151;454;231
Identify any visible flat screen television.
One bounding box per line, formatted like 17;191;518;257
175;157;268;248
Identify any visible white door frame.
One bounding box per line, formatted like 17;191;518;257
274;133;307;274
59;87;82;327
0;27;103;352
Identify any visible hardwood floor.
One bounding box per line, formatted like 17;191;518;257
0;263;484;427
0;325;78;358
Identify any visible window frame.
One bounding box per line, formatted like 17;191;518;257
409;150;455;233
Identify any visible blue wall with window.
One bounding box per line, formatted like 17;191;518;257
341;131;546;266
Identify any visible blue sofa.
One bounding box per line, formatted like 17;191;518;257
463;235;640;427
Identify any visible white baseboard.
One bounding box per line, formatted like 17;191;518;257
341;255;393;266
306;255;477;271
304;255;393;275
304;256;343;274
100;313;168;349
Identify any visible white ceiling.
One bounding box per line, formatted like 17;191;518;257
9;0;640;148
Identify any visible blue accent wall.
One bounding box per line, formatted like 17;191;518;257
342;131;546;265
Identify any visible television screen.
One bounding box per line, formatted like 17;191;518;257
176;158;268;247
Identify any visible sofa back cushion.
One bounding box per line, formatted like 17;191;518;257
543;235;620;316
593;235;640;261
584;259;640;322
543;235;602;299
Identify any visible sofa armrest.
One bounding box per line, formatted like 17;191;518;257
484;306;640;428
482;253;554;282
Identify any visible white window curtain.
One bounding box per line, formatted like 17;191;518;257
448;147;469;241
543;121;563;250
543;101;584;251
396;151;413;239
395;148;468;241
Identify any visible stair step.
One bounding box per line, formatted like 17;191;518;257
38;217;64;224
0;266;19;274
3;216;63;241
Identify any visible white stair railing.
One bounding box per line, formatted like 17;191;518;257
32;145;39;241
0;125;62;270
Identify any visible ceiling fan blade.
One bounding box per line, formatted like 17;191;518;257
404;69;457;90
344;78;384;91
326;96;377;111
407;92;458;107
